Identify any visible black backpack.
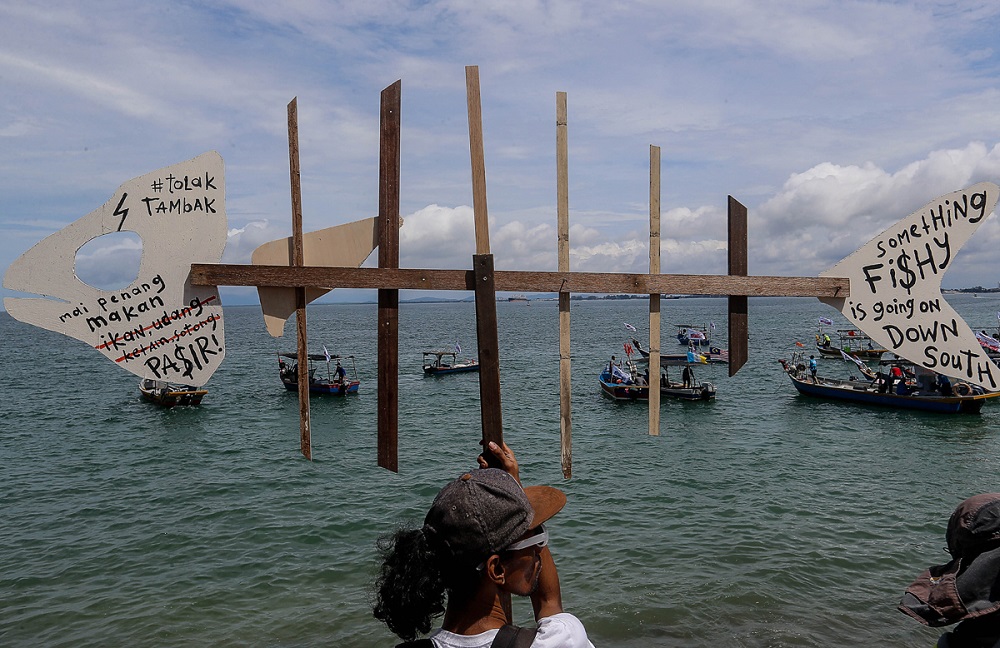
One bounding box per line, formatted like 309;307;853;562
396;624;538;648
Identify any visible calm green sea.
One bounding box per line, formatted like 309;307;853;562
3;294;1000;647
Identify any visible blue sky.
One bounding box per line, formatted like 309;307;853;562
3;0;1000;307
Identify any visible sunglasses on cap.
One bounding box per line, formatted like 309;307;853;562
504;524;548;552
476;525;549;571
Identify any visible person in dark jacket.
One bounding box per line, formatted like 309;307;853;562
899;493;1000;647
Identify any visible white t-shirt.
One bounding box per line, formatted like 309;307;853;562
428;612;594;648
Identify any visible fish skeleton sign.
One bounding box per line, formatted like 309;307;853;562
821;182;1000;391
2;152;227;386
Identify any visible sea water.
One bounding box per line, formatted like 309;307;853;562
3;294;1000;647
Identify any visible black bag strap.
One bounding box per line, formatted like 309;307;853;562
492;624;538;648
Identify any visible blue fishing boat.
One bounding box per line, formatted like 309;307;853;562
778;351;998;414
599;361;649;401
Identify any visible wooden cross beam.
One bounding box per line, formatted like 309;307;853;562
193;265;847;302
191;69;850;472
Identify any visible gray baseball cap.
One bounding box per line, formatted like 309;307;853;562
423;468;566;568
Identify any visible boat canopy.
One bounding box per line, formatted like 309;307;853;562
423;350;458;358
278;352;354;362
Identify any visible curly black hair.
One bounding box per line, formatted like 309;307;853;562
372;526;481;641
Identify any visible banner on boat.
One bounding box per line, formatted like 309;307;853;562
2;152;228;386
820;183;1000;391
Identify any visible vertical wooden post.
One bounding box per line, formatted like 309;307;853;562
377;81;401;472
287;98;311;460
728;196;749;376
556;92;572;478
648;145;662;436
466;66;504;461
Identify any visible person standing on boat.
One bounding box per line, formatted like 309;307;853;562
809;355;818;382
682;365;694;388
899;493;1000;648
823;334;832;348
937;373;953;396
372;441;594;648
335;360;346;384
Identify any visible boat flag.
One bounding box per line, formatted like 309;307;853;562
323;345;331;362
624;341;634;358
624;322;637;332
455;341;462;355
710;321;716;330
976;331;1000;353
839;349;874;378
687;329;706;341
818;317;833;326
686;349;707;364
610;363;632;383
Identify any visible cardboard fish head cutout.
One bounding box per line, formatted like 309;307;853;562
820;182;999;391
2;152;227;386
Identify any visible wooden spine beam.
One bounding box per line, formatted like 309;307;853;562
728;196;749;377
466;65;504;463
556;91;571;478
648;145;661;436
287;97;312;461
474;254;504;456
466;66;491;256
191;264;848;298
377;80;401;473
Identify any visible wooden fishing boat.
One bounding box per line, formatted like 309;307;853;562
630;337;728;365
423;350;480;375
815;328;886;360
599;362;650;401
658;365;716;401
139;379;207;407
277;351;360;395
675;323;712;347
599;359;716;402
974;326;1000;362
778;352;998;414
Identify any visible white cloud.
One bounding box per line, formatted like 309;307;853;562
222;220;288;264
753;142;1000;283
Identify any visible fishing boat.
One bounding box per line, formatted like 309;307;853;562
277;351;360;395
778;350;998;414
974;327;1000;362
658;364;716;401
630;337;728;365
675;324;712;347
423;350;480;375
599;360;650;401
139;379;207;407
599;359;716;402
815;327;886;360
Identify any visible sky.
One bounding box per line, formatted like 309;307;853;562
3;0;1000;308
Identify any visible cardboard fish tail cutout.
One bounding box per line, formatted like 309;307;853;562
251;217;395;337
820;182;1000;392
2;152;227;386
